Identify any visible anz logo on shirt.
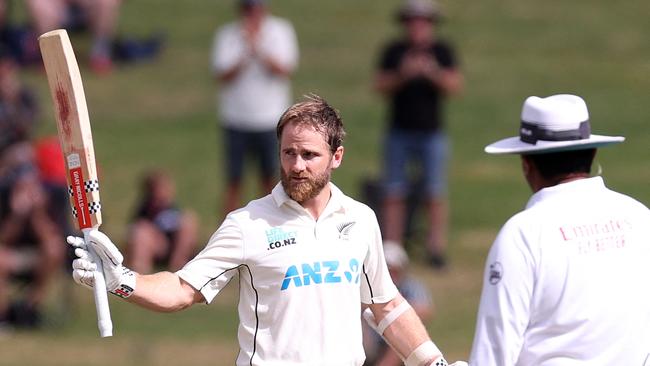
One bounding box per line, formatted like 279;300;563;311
281;258;361;291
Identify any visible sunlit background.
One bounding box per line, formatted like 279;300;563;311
2;0;649;364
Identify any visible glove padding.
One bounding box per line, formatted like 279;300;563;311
68;229;136;299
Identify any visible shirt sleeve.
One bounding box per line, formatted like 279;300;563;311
360;209;399;304
469;217;536;366
176;214;244;304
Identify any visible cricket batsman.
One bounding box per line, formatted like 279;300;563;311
69;95;467;366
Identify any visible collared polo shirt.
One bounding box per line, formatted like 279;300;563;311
178;183;398;366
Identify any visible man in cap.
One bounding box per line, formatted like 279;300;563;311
374;0;463;269
211;0;299;215
469;94;650;364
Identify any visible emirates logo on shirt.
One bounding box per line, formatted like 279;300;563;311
558;218;631;255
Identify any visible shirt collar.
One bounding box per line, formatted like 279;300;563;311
525;176;606;209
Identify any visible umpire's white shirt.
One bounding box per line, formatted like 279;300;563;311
211;15;298;131
177;183;398;366
470;177;650;365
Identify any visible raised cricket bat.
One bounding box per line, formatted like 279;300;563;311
39;29;112;337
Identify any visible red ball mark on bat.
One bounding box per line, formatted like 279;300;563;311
55;83;72;139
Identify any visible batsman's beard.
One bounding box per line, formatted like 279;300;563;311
281;168;331;203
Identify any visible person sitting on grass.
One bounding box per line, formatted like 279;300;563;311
0;165;65;329
125;169;198;273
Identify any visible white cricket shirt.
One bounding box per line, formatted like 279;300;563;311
470;177;650;365
211;15;298;131
177;183;398;366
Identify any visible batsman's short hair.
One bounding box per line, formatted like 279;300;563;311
276;94;346;153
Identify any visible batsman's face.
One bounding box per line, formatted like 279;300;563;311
279;121;343;203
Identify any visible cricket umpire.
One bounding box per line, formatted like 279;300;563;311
67;95;466;366
469;94;650;364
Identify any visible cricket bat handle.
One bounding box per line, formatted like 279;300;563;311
83;228;113;337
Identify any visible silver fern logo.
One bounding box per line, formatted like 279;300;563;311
337;221;356;240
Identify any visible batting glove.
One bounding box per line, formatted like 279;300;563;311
68;229;137;299
429;361;468;366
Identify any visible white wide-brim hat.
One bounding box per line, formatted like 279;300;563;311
485;94;625;155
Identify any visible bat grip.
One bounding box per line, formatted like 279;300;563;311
83;228;113;337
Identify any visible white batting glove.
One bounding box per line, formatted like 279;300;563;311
68;230;137;299
449;362;468;366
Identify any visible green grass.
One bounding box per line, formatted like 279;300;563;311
5;0;650;364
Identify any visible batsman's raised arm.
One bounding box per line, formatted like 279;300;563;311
68;230;203;313
129;272;203;312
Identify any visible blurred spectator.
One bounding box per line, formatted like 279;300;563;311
362;241;434;366
374;0;463;269
0;0;163;71
0;49;39;208
0;50;38;164
211;0;298;215
0;158;66;330
34;136;73;238
0;45;65;330
26;0;122;74
126;170;198;273
0;1;40;66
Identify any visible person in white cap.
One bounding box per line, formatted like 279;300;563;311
469;94;650;365
374;0;463;270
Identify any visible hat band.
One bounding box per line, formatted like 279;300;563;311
519;120;591;144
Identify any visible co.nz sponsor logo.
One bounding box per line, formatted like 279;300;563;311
280;258;361;291
265;227;298;251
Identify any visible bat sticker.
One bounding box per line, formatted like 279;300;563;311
69;167;91;228
67;153;81;169
85;179;99;192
